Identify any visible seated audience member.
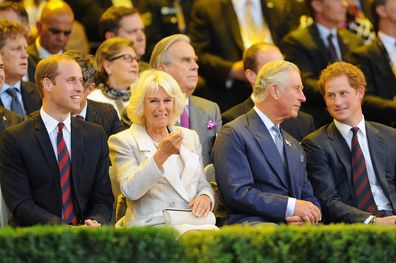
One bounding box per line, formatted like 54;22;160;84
302;62;396;225
99;6;149;71
27;1;74;82
222;42;315;141
347;0;396;127
282;0;363;126
0;53;22;133
0;54;113;226
0;20;41;118
108;69;216;235
89;37;139;118
213;61;321;225
149;34;222;166
64;50;122;139
188;0;300;111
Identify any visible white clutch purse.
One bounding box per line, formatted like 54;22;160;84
162;209;216;225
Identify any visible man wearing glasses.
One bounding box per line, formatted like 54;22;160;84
27;1;74;82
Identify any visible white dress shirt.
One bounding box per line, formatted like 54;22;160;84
334;116;392;214
40;108;72;161
316;23;342;61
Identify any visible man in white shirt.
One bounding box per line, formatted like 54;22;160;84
302;61;396;225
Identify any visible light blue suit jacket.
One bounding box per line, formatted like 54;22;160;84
213;109;319;224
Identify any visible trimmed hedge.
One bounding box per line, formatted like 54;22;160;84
0;224;395;263
181;224;396;263
0;226;186;263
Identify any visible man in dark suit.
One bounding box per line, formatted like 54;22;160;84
64;50;122;139
0;20;41;118
189;0;300;111
0;54;113;226
282;0;363;126
0;53;22;133
27;1;74;82
302;62;396;225
213;60;321;225
346;0;396;127
222;42;315;141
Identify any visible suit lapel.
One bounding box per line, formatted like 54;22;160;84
309;25;333;64
283;131;302;197
327;122;356;201
33;115;59;182
71;118;84;195
224;0;244;52
189;96;206;139
245;110;288;188
85;100;100;123
133;125;191;202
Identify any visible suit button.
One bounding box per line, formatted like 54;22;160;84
170;202;175;207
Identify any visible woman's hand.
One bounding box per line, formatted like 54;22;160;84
188;194;212;217
153;130;183;168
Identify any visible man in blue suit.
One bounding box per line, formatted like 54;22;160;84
213;60;321;225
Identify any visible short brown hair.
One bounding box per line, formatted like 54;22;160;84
99;6;138;40
35;54;75;97
319;62;366;95
0;19;27;50
243;42;281;72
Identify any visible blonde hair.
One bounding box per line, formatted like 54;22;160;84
127;69;186;125
254;60;300;102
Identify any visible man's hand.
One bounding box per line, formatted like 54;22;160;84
84;219;101;227
375;215;396;225
231;60;246;81
294;200;321;224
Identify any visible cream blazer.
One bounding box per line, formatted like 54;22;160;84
108;124;214;226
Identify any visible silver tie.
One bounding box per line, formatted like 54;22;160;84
272;126;284;163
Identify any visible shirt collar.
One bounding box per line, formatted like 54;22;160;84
253;106;278;131
316;23;337;41
0;81;22;95
378;31;396;52
334;115;366;139
76;101;88;119
40;107;72;134
36;37;63;58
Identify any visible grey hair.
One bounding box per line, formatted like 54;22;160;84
149;34;190;67
253;60;300;102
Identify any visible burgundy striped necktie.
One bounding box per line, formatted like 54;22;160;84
57;123;78;225
351;127;378;214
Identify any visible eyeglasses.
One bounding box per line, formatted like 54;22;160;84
48;27;72;36
109;54;139;63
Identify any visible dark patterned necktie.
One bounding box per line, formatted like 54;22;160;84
57;123;78;225
6;88;25;117
351;127;378;214
327;33;339;62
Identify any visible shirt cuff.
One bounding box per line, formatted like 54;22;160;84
364;215;374;224
286;197;296;217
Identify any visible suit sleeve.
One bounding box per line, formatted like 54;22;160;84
302;136;370;223
213;125;289;222
108;133;163;201
0;129;66;226
188;2;234;84
84;128;114;224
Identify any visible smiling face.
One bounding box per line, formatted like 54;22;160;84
323;75;363;126
162;41;199;96
43;60;83;119
144;87;174;130
1;34;28;85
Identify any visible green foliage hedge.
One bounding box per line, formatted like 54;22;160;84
182;224;396;263
0;224;395;263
